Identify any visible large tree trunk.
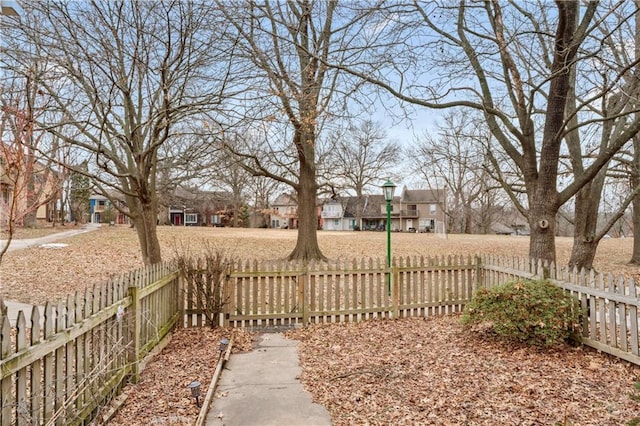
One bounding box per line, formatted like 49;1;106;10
288;154;326;261
568;176;605;270
527;192;558;264
526;2;579;265
130;195;162;265
631;196;640;264
569;238;597;272
463;203;473;234
630;132;640;264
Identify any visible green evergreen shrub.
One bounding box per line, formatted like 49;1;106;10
461;279;583;346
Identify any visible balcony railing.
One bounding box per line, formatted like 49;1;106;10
399;209;419;217
321;211;342;218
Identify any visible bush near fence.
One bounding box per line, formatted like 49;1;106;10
1;255;639;425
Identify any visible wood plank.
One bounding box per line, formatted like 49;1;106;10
630;278;639;357
15;312;27;426
54;302;66;426
43;303;55;423
617;277;628;353
1;316;12;426
30;307;42;425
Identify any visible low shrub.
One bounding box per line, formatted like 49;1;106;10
461;279;583;346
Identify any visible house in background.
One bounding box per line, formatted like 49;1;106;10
270;193;298;229
392;187;447;233
166;186;236;226
0;144;62;228
321;187;447;232
321;197;360;231
89;193;129;224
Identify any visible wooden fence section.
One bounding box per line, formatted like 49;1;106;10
395;255;479;318
0;262;179;426
213;256;481;328
480;255;640;366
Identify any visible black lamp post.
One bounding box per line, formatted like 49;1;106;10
382;180;396;294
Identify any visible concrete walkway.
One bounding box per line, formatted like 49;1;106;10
0;222;100;252
207;333;332;426
1;223;101;326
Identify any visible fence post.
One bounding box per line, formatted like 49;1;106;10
177;270;185;329
299;272;308;326
474;255;483;290
392;265;399;319
128;285;141;383
221;263;231;328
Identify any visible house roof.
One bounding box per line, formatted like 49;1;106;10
273;193;297;207
360;195;386;218
401;188;445;204
490;223;515;235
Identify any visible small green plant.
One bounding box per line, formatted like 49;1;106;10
630;382;640;402
462;279;583;346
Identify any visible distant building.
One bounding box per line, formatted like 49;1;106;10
165;186;237;227
89;194;129;225
320;187;448;232
270;193;298;229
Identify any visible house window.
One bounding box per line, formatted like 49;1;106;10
185;213;197;223
1;185;10;204
98;200;106;206
350;219;356;229
430;204;436;214
272;219;279;228
334;219;339;226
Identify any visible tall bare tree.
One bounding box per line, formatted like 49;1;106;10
216;0;376;260
630;1;640;265
559;3;640;270
337;1;640;264
411;111;501;234
3;1;238;264
324;119;400;229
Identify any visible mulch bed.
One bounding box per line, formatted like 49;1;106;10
288;315;640;426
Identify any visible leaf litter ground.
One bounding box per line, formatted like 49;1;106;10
288;316;640;426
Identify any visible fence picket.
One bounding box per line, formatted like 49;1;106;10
15;312;27;426
1;315;12;426
629;278;639;356
30;307;41;426
618;277;628;352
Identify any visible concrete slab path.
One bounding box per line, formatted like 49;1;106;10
206;333;332;426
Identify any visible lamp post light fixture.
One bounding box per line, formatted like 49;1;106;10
219;338;230;360
382;180;396;294
188;380;201;407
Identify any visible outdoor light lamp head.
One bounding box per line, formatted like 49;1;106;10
188;381;201;407
219;338;230;354
382;180;396;202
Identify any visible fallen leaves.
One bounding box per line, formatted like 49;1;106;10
287;315;640;425
108;327;254;426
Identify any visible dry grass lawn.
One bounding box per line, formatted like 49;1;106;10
1;225;638;305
